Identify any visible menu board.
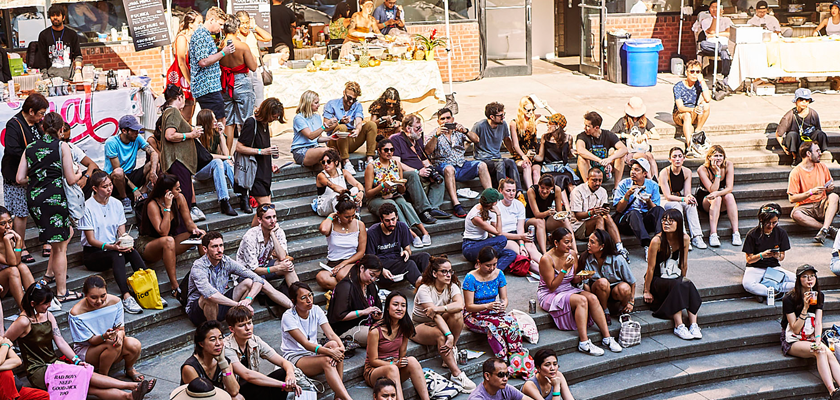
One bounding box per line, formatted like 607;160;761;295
122;0;172;51
231;0;273;46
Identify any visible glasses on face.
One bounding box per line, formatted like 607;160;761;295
494;113;505;119
436;269;453;275
380;147;395;153
320;159;334;166
345;94;357;104
662;218;676;225
524;107;535;113
688;70;702;74
495;372;511;378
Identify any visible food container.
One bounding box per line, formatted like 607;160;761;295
367;46;386;58
788;16;807;26
553;211;571;220
788;4;804;12
288;59;310;69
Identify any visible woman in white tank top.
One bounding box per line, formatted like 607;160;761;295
315;192;367;291
315;149;365;216
814;3;840;36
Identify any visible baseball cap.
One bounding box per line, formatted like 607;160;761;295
118;115;144;132
796;264;818;277
630;158;651;173
793;88;814;103
756;0;768;9
480;188;504;203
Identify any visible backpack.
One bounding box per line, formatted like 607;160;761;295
177;270;191;307
26;42;45;69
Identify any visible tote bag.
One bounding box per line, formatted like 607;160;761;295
45;363;93;400
127;269;164;309
234;118;258;189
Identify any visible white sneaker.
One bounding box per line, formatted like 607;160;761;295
190;206;206;222
691;236;707;249
689;323;703;339
344;160;356;175
456;188;479;199
48;297;62;312
578;339;605;356
161;297;169;308
422;234;432;246
602;337;623;353
452;371;476;392
122;297;143;314
731;232;742;246
674;324;694;340
412;236;424;248
708;233;721;247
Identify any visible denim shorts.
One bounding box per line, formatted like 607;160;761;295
436;160;482;182
291;145;318;165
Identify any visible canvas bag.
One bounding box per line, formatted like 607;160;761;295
759;267;787;295
57;140;85;222
44;363;93;400
618;314;642;347
127;269;164;309
423;367;462;400
234;118;258;189
510;309;539;343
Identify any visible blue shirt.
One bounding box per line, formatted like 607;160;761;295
673;80;704;113
292;113;324;151
373;4;403;35
323;98;364;131
612;178;661;213
189;26;222;99
462;271;507;305
103;134;148;174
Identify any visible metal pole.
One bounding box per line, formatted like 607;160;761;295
444;0;453;94
677;0;684;54
712;2;721;91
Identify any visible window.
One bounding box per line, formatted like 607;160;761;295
64;0;130;43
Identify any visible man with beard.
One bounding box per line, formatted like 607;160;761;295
36;5;82;80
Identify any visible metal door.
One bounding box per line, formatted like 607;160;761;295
579;0;605;78
480;0;532;77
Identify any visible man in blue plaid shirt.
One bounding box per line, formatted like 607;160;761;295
189;7;236;124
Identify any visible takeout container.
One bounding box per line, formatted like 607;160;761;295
335;131;350;139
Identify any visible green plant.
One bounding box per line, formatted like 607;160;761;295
414;29;448;51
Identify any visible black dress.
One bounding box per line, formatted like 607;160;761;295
542;139;578;191
649;247;702;319
235;116;272;198
25;134;71;243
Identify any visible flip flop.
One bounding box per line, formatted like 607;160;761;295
20;252;34;263
125;368;145;382
56;290;83;303
42;246;51;258
132;379;152;400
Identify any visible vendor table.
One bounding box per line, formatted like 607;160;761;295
262;58;445;108
294;46;327;60
728;37;840;89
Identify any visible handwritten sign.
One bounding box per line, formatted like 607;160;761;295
231;0;273;46
45;363;93;400
123;0;172;51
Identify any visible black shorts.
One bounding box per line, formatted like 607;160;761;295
113;168;146;200
187;287;235;326
195;92;226;120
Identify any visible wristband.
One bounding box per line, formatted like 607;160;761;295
258;149;262;155
223;371;232;377
355;310;360;317
183;133;187;142
443;331;452;337
0;343;10;348
280;382;286;389
267;266;271;274
759;254;763;260
322;125;327;131
102;333;106;341
560;269;567;274
101;243;107;250
13;248;21;252
817;334;822;339
552;392;562;397
314;345;321;354
519;243;525;247
245;296;253;301
133;186;139;192
221;51;226;57
390;361;394;365
381;183;385;189
163;208;171;212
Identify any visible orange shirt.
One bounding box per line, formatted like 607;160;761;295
788;162;831;207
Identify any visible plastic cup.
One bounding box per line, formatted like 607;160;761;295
829;338;837;352
83;82;91;94
809;291;818;305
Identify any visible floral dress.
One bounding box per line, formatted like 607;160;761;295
462;271;524;359
371;159;400;199
25;134;71;243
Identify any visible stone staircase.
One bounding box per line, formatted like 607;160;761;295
6;124;840;400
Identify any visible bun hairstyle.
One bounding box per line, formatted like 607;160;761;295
420;255;460;287
22;282;54;317
335;192;356;214
82;275;107;294
476;246;498;264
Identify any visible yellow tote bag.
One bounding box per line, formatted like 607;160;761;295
127;269;163;310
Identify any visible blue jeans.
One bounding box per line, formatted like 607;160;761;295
195;159;234;201
462;235;517;271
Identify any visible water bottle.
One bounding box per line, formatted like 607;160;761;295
767;287;775;306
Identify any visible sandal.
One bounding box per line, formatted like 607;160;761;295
56;290;83;303
42;245;51;258
125;368;145;382
39;274;56;286
132;379;153;400
20;252;34;263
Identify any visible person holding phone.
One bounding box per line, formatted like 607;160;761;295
788;141;839;244
741;203;795;297
462;189;518;272
369;87;405;140
324;81;379;173
570;168;627;260
612;158;664;259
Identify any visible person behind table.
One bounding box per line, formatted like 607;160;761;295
427;107;492;218
314;192;367;291
220;15;258;154
314;148;364;217
323;81;378;173
0;205;35;313
190;7;236;128
373;0;405;34
462;189;519;272
235;97;286;214
579;229;636;323
223;306;299;399
235;10;272;108
329;2;353;53
270;0;296;60
158;84;205;222
36;5;82;80
611;97;659;180
672;59;712;153
692;0;732;84
658;147;706;249
0;334;49;400
290;90;335;168
498;178;542;270
748;1;782;34
468;357;535;400
235;204;298;309
775;88;829;165
369;87;405;140
526;174;576;249
181;321;240;399
194;109;238;216
696;144;740;247
168;11;202;123
788;142;839;244
813;0;840;36
570;168;627;260
468;102;522;191
612;158;664;258
741;203;796;297
520;349;574;400
105;115;160;213
643;209;703;341
575;111;627;184
186;231;265;326
390;114;452;222
80;171;145;314
366;202;431;288
508;96;540;189
68;276;143;378
326;255;384;346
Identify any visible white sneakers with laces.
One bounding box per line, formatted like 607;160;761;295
689;323;703;339
602;337;623;353
344;160;356;175
731;232;742;246
452;371;476;392
674;324;695;340
708;233;721;247
578;339;605;356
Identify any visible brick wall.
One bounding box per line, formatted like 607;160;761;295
81;45;168;91
601;14;697;72
406;21;480;83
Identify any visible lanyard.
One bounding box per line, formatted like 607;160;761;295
51;28;64;46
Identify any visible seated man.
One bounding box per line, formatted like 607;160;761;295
426;107;492;218
570;168;628;261
323;81;378;173
468;357;535;400
186;231;265;326
673;59;712;153
468;102;522;191
575;111;627;184
224;305;299;399
373;0;405;35
692;0;732;83
104;115;159;213
788;142;839;244
366;202;430;288
775;88;829;165
612;159;664;258
390;114;451;222
236;204;299;309
748;1;786;35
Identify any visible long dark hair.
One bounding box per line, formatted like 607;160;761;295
419;255;461;287
545;122;567;150
22;282;54;318
347;254;382;293
577;228;616;271
332;1;351;21
335;191;356;214
786;264;820;305
476;246;498;265
149;173;179;200
370;87;404;120
255;98;285;124
376;291;415;339
193;320;224;356
180;10;201;33
196;109;218;150
657;208;685;265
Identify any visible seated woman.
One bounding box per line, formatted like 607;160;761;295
328;2;352;57
6;283;153;398
369;88;405;141
194;109;238;216
508;96;541;188
80;171;146;314
521;349;574;400
643;209;703;341
781;264;840;398
462;246;525;361
327;255;384;346
498;178;542;273
527;174;575;251
0;206;36;313
181;321;241;400
281;282;352;400
462;189;518;272
411;256;476;391
659;147;705;249
533;113;577;198
136;173;206;300
742;203;796;297
611;97;659;180
291;90;334;168
539;228;620;356
314;148;364;217
579;229;636;323
364;292;430;400
69;276;143;380
0;335;49;400
315;193;367;290
775;88;829;165
696;145;740;247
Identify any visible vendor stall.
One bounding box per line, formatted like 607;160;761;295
728;36;840;89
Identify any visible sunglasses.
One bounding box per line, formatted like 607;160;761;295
524;107;535;113
688;69;702;74
494;371;510;378
320;159;335;165
259;204;276;212
380;147;395;153
344;94;357;103
494;113;505;118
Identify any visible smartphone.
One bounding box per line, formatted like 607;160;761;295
826;180;833;188
444;122;457;130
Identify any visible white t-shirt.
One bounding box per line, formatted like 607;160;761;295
748;14;781;32
498;200;525;234
78;196;126;247
464;204;496;241
280;306;328;361
412;283;462;323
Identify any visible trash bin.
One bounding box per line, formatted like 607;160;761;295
623;39;664;87
606;31;631;84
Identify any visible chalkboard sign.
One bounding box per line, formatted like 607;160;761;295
122;0;172;51
231;0;273;46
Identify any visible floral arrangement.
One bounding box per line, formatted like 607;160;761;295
413;29;448;51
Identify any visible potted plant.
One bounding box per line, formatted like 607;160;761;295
414;29;448;61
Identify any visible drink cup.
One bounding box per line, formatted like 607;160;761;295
271;146;280;159
83;81;91;94
809;291;818;305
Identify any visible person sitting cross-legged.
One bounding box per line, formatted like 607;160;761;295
366;202;431;288
570;168;627;261
104;115;160;213
788;141;839;244
612;158;664;258
324;81;378;172
741;203;796;298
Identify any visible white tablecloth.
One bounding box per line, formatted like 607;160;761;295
262;59;445;108
728;39;840;89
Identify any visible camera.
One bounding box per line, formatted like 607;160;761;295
428;167;444;184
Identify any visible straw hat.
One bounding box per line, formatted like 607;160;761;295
170;378;231;400
625;97;647;118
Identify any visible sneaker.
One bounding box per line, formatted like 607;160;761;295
832;251;840;274
816;228;829;244
452;371;476;392
420;210;437;224
123;297;143;314
689;323;703;339
674;324;694;340
122;198;133;214
161;297;168;308
602;337;623;353
412;236;424;248
830;226;839;239
731;232;742;246
422;234;432;246
456;188;480;199
578;339;605;356
430;208;452;219
48;297;62;312
691;236;707;249
344;160;356;175
453;204;467;218
617;247;630;262
708;233;721;247
190;206;206;222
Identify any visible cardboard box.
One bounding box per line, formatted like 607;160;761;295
731;25;764;44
